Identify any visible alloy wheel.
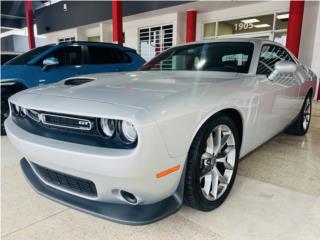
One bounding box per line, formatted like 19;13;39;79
200;124;236;201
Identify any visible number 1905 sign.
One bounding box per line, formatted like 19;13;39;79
234;23;254;31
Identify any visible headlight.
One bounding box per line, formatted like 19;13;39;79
100;118;115;137
119;120;137;143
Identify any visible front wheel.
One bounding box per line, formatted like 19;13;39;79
184;114;240;211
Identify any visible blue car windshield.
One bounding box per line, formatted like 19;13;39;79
5;45;54;65
140;42;254;73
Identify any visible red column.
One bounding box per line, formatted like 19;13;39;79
112;0;123;45
286;0;305;57
186;10;197;43
25;0;35;49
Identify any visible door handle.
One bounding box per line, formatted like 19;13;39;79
39;79;46;83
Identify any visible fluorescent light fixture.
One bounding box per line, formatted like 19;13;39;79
254;24;271;28
241;18;260;24
277;13;289;20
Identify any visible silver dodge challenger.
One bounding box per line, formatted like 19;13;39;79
5;39;317;224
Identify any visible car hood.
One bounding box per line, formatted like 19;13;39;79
24;71;241;109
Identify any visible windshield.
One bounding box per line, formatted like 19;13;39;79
140;42;254;73
4;45;54;65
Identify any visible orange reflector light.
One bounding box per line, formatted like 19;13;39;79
156;165;180;178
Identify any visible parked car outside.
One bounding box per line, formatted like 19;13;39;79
0;41;146;135
5;39;317;224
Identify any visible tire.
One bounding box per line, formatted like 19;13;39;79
286;94;312;136
1;97;9;136
184;114;240;211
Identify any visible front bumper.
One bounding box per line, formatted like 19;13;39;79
20;158;184;225
5;115;187;224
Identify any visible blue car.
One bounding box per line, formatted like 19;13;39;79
0;41;146;135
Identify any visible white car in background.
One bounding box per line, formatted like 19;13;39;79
5;39;317;225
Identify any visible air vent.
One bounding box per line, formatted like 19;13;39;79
64;78;94;86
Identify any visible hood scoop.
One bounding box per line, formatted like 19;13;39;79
64;78;95;86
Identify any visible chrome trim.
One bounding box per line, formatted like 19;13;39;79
41;113;92;131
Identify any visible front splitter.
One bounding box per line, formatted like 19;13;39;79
20;158;184;225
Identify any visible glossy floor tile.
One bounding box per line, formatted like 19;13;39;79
1;102;320;240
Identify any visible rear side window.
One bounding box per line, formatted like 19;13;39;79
5;45;53;65
46;46;82;66
257;44;295;75
87;46;131;64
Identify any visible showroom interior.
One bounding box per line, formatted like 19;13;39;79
1;0;320;239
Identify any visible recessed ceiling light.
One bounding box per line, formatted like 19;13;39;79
241;18;260;24
277;13;289;20
254;24;271;28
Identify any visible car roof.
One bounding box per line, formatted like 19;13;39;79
55;41;135;51
175;37;285;48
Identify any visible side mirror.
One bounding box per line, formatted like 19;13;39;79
268;61;297;81
42;57;59;71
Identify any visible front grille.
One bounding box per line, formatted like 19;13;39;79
33;163;97;197
42;114;92;131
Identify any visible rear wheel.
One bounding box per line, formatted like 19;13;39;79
184;114;240;211
286;94;312;136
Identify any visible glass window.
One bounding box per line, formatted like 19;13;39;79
203;22;216;38
216;14;273;36
87;46;131;64
46;46;82;66
5;45;53;65
140;42;254;73
257;44;294;75
275;12;289;30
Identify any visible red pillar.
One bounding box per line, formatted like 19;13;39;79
286;0;305;57
112;0;123;45
186;10;197;43
25;0;35;49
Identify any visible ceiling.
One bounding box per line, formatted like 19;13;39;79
1;1;45;33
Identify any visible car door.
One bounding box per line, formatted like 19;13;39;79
32;45;84;85
81;45;133;74
255;44;300;142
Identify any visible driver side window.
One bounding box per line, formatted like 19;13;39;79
257;45;294;76
43;46;82;66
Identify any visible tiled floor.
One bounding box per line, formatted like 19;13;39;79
1;102;320;240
